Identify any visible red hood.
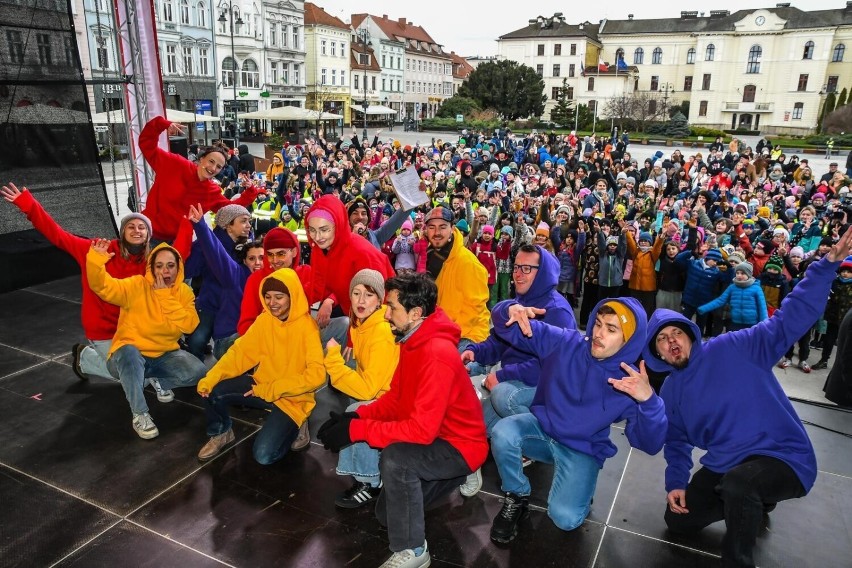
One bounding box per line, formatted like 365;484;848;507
404;307;461;350
305;195;353;252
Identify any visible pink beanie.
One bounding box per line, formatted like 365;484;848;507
482;225;495;235
401;219;413;232
305;208;335;225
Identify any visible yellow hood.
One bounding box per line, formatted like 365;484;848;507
258;268;310;325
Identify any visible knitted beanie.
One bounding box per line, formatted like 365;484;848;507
263;227;298;251
603;301;637;342
536;222;550;237
704;248;724;263
765;253;783;272
120;212;152;237
349;268;386;299
735;262;754;279
215;204;251;228
261;276;289;295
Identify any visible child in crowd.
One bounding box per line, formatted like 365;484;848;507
698;262;767;332
813;256;852;370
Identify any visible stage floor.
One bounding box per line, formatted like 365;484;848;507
1;276;850;567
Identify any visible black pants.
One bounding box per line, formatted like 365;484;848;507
375;440;471;552
819;321;840;363
785;328;811;362
579;282;599;325
629;289;656;320
598;285;622;301
664;456;805;568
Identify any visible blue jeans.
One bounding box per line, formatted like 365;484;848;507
203;374;299;465
213;333;239;360
336;400;380;484
458;338;487;377
483;380;536;436
107;345;208;416
313;313;350;349
491;413;601;531
80;339;114;379
186;308;216;361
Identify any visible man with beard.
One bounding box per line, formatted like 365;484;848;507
317;272;487;568
644;227;852;568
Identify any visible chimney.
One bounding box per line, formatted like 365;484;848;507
628;14;634;20
382;14;387;19
399;17;407;26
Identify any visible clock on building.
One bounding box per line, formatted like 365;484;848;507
755;15;766;26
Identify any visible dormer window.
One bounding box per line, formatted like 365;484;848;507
359;53;369;66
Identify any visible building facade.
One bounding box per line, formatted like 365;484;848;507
349;33;382;126
304;2;350;125
499;6;852;135
260;0;307;111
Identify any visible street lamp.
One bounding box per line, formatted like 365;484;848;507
359;27;370;141
218;6;243;147
661;83;675;117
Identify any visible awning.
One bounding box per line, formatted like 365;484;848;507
351;104;396;115
90;108;220;123
303;109;344;120
239;106;314;120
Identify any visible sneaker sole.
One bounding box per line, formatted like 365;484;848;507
135;428;159;440
156;393;175;403
490;510;530;544
71;344;89;381
334;495;379;509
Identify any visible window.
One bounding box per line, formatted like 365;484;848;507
396;79;400;91
683;76;692;91
382;78;386;90
566;86;574;99
270;61;278;83
702;73;711;90
371;76;376;90
331;42;336;56
827;75;839;93
199;47;209;75
746;45;761;74
417;60;421;71
321;68;327;85
633;47;644;64
686;47;695;64
536;64;543;76
803;40;814;60
292;26;299;49
615;48;624;64
650;76;659;91
197;2;207;27
797;73;808;91
698;100;708;116
341;70;345;85
96;45;109;69
354;75;359;90
569;64;575;77
553;64;560;77
552;87;560;99
269;22;276;46
37;34;52;65
406;59;410;70
182;46;192;74
652;47;662;64
792;102;803;119
588;100;596;112
281;25;288;47
649;100;657;114
294;64;300;85
428;62;432;72
743;85;756;103
241;59;259;88
537;44;544;56
554;44;561;55
570;43;576;55
180;0;189;24
281;62;289;84
321;39;326;55
162;0;173;22
331;69;337;85
405;80;409;92
165;44;177;74
396;56;400;68
222;57;236;86
705;43;715;61
588;77;595;91
382;54;386;67
832;43;845;62
64;36;75;66
359;53;369;66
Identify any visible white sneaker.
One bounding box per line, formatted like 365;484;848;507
777;358;792;369
149;378;174;403
378;542;431;568
132;412;159;439
459;468;482;498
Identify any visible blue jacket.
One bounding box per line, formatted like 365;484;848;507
642;257;841;494
557;232;586;284
676;251;730;307
469;245;576;387
598;231;627;288
698;280;768;325
188;220;251;339
491;296;667;466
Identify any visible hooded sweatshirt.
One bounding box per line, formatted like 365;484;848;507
139;116;258;241
306;195;395;313
197;268;325;426
642;256;841;494
349;307;489;471
86;243;198;357
469;245;576;386
491;297;667;466
265;153;285;181
433;227;491;342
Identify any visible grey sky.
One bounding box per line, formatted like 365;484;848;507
315;1;843;57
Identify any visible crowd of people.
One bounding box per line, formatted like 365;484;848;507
4;116;852;568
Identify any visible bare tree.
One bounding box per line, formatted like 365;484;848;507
603;91;667;133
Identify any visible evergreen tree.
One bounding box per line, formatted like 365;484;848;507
665;112;690;137
549;79;575;126
836;88;848;109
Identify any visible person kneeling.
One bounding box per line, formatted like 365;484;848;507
196;269;325;464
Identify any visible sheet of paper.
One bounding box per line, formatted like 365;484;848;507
388;168;430;211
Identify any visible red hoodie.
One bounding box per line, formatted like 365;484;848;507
237;227;312;335
349;307;489;471
11;189;191;340
306;195;394;313
139;116;259;241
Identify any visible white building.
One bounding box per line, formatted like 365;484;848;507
304;2;350;124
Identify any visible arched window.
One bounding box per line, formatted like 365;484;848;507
803;40;814;60
743;85;756;103
241;58;259;88
180;0;189;24
747;45;761;74
833;43;846;62
221;56;236;87
615;47;624;64
686;47;695;64
197;2;206;27
633;47;644;64
652;47;662;64
705;43;715;61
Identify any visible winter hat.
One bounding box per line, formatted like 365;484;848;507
765;253;784;272
455;219;470;234
261;276;289;296
401;219;413;232
489;163;500;173
606;235;619;246
120;212;153;238
704;248;724;263
536;222;550;237
735;262;754;279
772;226;790;240
625;176;636;186
616;171;628;181
263;227;298;250
555;205;572;217
812;192;827;202
424;206;454;224
349;268;386;299
757;206;771;218
482;224;495;235
789;246;804;259
757;238;776;255
305;206;335;225
382;204;394;217
727;252;746;266
215;204;251;228
638;231;653;244
501;226;514;238
654;160;663;168
603;301;637;342
742;218;755;227
840;255;852;271
734;203;748;215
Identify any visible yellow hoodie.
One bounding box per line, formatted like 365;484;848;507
435;227;490;342
197;268;324;426
324;306;398;401
86;243;199;357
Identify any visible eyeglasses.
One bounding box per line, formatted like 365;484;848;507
266;250;293;260
512;264;540;274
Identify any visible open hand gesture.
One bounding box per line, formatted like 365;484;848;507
187;203;204;223
506;304;546;337
1;182;24;203
167;122;185;136
90;238;114;258
827;225;852;262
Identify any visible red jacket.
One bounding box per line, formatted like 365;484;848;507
11;189;191;340
469;238;497;285
349;307;489;471
139;116;259;241
306;195;394;313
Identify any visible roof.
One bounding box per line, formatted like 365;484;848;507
450;52;474;80
303;2;349;30
500;19;600;42
350;41;381;72
351;13;451;59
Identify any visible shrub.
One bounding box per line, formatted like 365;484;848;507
690;126;726;138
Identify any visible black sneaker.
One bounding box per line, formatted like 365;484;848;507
71;344;89;380
335;481;382;509
812;360;829;370
490;492;529;544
